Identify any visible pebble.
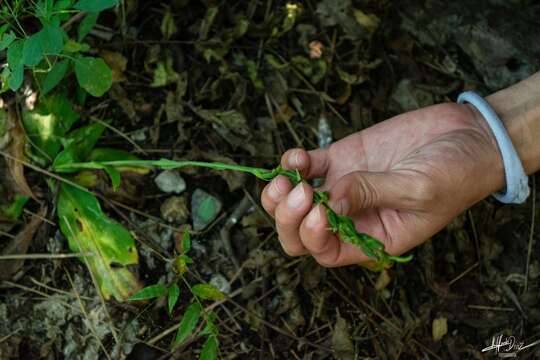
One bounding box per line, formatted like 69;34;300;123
191;188;222;231
210;274;231;294
160;196;189;223
154;170;186;194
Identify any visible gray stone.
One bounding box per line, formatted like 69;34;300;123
154;170;186;194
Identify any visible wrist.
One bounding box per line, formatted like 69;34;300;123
485;72;540;175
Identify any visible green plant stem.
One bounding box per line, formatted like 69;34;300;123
54;159;413;269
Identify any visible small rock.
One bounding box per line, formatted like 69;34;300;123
154;170;186;194
210;274;231;294
160;196;189;223
375;269;392;291
432;316;448;342
191;189;222;231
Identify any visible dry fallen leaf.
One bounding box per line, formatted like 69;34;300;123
6;105;36;200
0;206;46;280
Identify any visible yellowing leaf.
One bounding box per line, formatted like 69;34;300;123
192;284;225;301
58;183;141;301
353;9;380;33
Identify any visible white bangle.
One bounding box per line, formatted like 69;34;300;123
457;91;530;204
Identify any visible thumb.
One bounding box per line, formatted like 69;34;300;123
327;170;435;215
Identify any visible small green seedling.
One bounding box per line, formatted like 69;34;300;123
128;229;221;359
54;159;413;269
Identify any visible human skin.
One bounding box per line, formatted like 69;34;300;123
260;71;540;268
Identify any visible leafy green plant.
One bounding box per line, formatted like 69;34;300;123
53;158;413;268
1;0;139;302
128;229;221;359
0;0;116;96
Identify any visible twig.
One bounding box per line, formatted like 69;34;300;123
0;252;93;260
448;262;479;286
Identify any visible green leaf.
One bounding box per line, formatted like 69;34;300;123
182;228;191;253
200;336;218;360
0;195;30;220
42;60;69;95
40;24;65;55
0;31;16;51
103;165;121;190
168;283;180;316
128;284;167;301
54;0;73;12
192;284;225;301
22;25;64;66
52;122;106;170
174;302;203;346
58;183;141;301
22;93;79;160
78;12;99;41
74;0;118;12
22;33;43;66
199;312;218;337
7;40;24;91
74;57;112;97
150;56;179;87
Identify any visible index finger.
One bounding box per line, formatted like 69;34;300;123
281;148;329;180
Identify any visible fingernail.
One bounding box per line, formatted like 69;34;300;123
267;178;283;201
306;206;320;229
288;150;301;168
287;183;306;209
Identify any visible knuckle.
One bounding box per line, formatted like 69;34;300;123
352;174;379;209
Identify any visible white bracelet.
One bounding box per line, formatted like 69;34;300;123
457;91;530;204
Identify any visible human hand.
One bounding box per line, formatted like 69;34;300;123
261;103;505;267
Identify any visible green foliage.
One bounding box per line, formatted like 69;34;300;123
74;57;113;97
192;284;225;301
57;183;141;301
1;0;116;96
128;284;167;301
22;93;79;162
74;0;118;12
168;283;181;316
174;302;203;346
42;60;70;95
52;122;106;170
200;336;218;360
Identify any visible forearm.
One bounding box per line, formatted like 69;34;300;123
486;71;540;175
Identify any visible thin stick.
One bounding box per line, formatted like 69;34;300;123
467;305;515;312
0;252;94;260
448;262;479;286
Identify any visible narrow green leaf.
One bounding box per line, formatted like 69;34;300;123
200;336;218;360
192;284;225;301
74;0;118;12
168;283;180;316
58;183;141;301
128;284;167;301
42;59;69;95
199;312;218;337
74;56;112;97
182;228;191;253
174;302;203;346
103;165;121;190
78;12;99;41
